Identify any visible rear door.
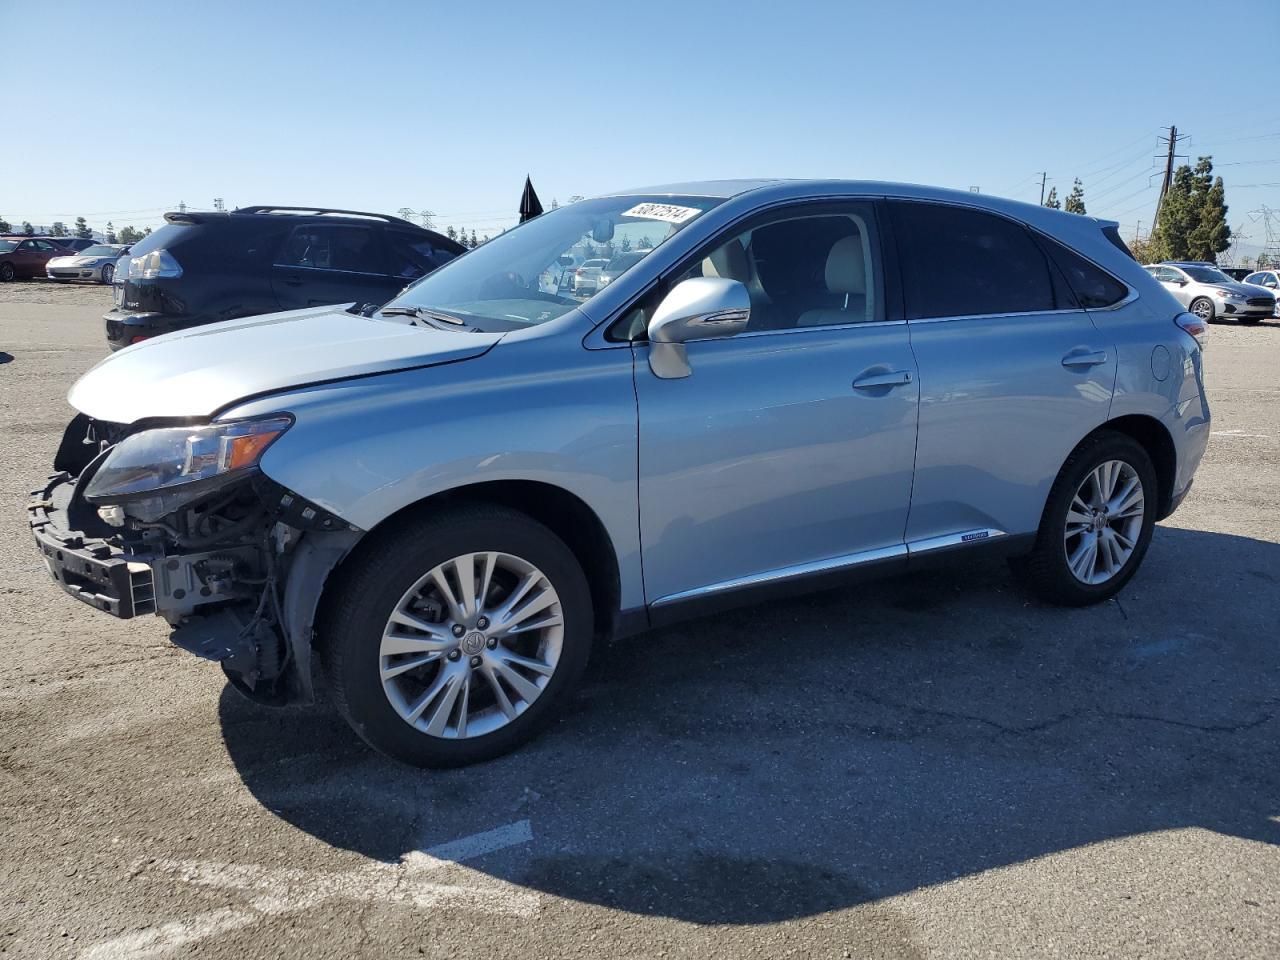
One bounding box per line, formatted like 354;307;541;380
888;200;1117;545
1150;265;1192;307
271;223;397;310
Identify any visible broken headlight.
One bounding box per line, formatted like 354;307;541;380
84;416;292;507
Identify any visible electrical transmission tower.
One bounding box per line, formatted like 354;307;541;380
1248;206;1280;269
213;198;225;212
418;209;436;229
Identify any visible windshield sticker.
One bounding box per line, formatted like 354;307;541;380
621;202;702;224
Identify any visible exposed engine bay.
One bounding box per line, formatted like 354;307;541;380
29;413;361;705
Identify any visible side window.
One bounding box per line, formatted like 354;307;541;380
387;231;457;279
608;205;882;341
891;202;1058;319
17;240;35;252
275;225;382;274
687;205;882;332
35;240;57;251
1039;236;1129;308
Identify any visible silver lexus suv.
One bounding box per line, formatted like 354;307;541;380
1144;260;1275;324
29;180;1211;767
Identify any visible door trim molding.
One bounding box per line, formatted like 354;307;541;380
651;543;908;608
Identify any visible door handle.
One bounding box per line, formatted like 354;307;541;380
853;369;913;389
1061;350;1108;369
280;276;304;287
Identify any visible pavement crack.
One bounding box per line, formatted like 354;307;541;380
848;688;1079;736
1101;709;1275;734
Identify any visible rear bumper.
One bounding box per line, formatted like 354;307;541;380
103;309;204;350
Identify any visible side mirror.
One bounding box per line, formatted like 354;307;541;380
591;219;614;243
1176;279;1188;287
646;277;750;379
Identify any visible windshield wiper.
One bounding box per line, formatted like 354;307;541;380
380;306;469;326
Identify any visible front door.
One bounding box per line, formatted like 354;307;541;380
887;200;1118;545
634;202;919;607
272;223;399;310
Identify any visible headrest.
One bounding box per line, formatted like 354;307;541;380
703;238;750;283
825;235;866;295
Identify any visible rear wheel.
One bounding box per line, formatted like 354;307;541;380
100;263;114;285
321;504;593;767
1190;297;1215;323
1019;431;1157;606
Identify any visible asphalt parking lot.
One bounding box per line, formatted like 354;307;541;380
0;282;1276;960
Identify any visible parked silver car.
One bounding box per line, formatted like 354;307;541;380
571;257;609;296
1242;268;1280;318
1144;261;1275;324
29;180;1210;767
46;243;129;284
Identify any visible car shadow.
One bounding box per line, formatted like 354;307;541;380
218;525;1279;925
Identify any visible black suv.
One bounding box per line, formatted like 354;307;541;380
104;206;465;350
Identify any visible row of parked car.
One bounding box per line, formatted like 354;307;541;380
0;235;110;282
1143;260;1280;322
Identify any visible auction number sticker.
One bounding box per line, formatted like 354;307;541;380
621;202;702;224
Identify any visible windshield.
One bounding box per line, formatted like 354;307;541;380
1183;266;1231;284
81;245;119;257
0;240;15;253
382;195;723;331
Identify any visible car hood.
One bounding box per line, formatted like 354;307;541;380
69;303;504;424
50;255;104;267
1218;280;1272;297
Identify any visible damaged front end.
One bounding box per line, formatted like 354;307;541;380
29;413;361;705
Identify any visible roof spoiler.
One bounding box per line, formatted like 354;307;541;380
233;205;418;228
163;211;210;225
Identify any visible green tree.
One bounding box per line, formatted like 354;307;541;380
74;217;92;240
1128;236;1158;264
445;225;457;242
117;226;143;244
0;215;10;233
1043;186;1060;210
1186;158;1230;262
1063;178;1086;215
50;221;67;237
1150;165;1197;262
105;221;117;244
22;221;34;236
469;229;478;248
143;226;152;237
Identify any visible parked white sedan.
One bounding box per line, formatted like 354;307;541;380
46;243;129;284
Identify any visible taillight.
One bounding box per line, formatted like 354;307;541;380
129;335;150;345
1174;312;1207;348
575;268;584;276
128;248;183;280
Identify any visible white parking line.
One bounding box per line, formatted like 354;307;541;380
80;819;537;960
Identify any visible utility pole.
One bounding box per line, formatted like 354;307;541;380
1038;172;1049;205
177;200;187;214
1153;125;1188;233
213;197;225;212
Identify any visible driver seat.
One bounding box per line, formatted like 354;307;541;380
797;235;869;326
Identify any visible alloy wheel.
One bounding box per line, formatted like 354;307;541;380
1063;459;1145;585
378;551;564;739
1191;299;1213;321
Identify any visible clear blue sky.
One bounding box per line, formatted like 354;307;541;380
5;0;1279;258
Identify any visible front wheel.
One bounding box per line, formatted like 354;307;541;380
1018;431;1157;606
1189;297;1215;323
100;263;114;285
0;263;14;282
320;504;593;767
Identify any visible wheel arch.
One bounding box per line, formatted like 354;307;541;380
316;478;623;653
1090;414;1177;520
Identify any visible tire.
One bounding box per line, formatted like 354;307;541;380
1189;297;1215;323
320;504;593;767
100;263;114;285
1018;430;1157;607
0;263;14;282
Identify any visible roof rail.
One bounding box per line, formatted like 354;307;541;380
233;205;418;228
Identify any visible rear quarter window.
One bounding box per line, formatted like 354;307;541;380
1038;235;1130;308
